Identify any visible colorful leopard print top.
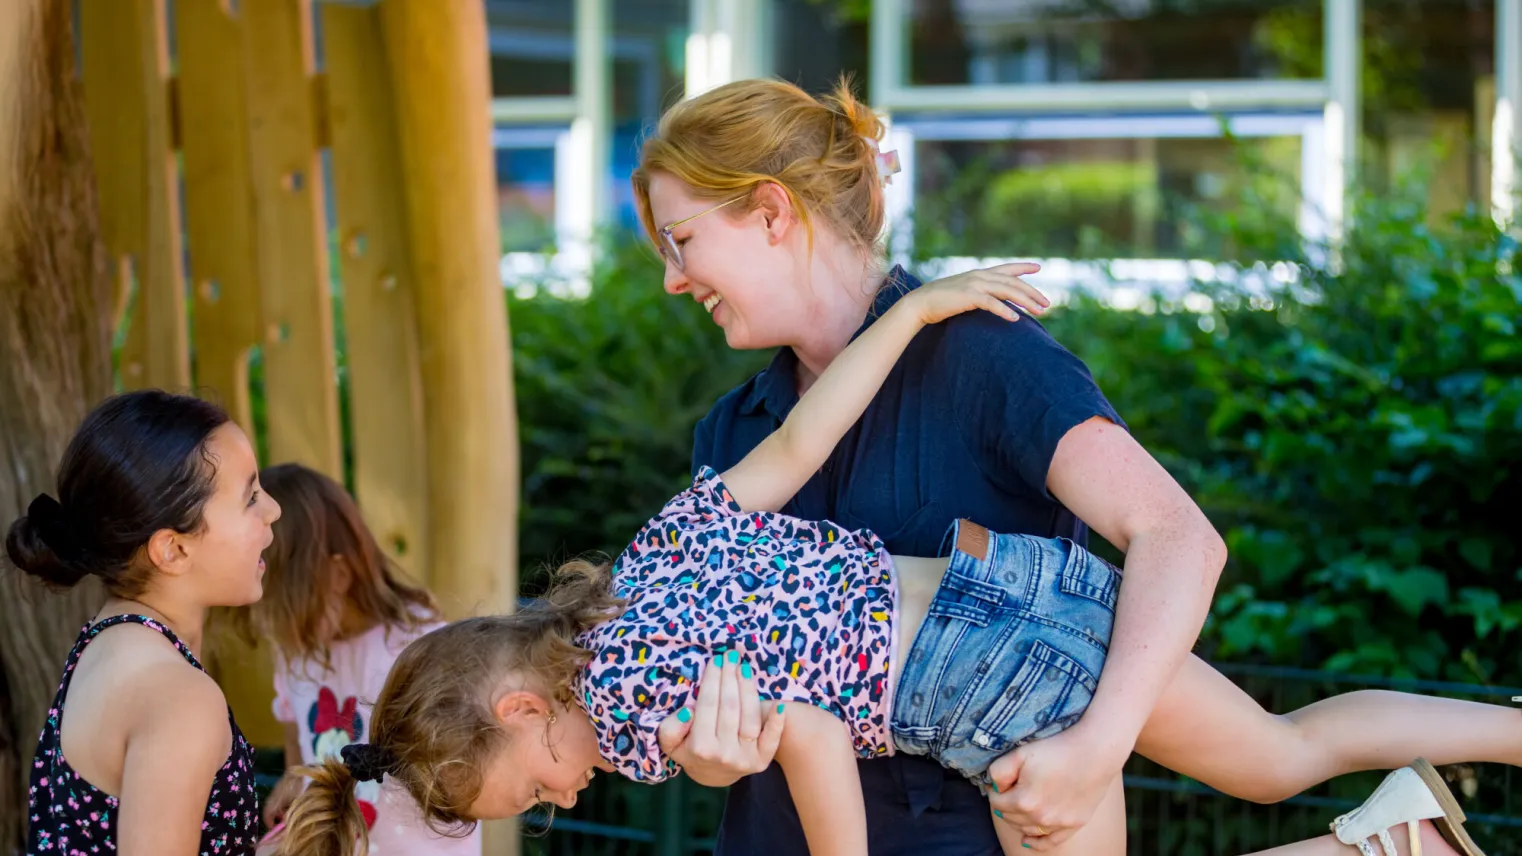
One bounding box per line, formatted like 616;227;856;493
575;467;900;782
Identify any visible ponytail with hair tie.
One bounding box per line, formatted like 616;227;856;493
341;742;399;784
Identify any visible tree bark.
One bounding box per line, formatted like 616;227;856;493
0;0;114;848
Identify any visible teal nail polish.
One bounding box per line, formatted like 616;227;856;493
728;649;740;664
714;655;724;668
677;708;691;723
994;810;1003;818
741;663;753;679
1022;844;1032;849
776;703;785;714
992;782;998;793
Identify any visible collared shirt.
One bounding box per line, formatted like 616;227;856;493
690;266;1125;855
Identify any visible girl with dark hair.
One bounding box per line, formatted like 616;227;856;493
6;389;281;856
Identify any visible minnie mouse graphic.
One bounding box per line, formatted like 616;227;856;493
309;686;379;828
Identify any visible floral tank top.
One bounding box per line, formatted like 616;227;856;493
27;614;258;855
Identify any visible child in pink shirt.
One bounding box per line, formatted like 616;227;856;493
242;464;480;856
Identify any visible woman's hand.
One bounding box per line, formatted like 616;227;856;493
261;770;303;829
657;651;786;787
906;262;1048;326
986;722;1130;851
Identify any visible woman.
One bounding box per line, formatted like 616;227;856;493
632;77;1493;856
5;389;280;855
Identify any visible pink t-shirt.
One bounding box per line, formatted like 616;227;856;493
272;621;480;856
575;467;899;783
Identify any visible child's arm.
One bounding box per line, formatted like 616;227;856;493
261;722;305;829
773;702;868;856
721;263;1047;513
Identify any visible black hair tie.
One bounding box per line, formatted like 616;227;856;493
28;494;85;563
341;742;398;784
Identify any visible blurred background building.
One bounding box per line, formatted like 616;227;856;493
487;0;1518;288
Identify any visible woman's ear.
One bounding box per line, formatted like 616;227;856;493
752;182;797;243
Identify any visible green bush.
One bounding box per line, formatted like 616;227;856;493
1042;192;1522;684
509;240;770;582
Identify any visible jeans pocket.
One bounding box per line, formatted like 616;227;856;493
970;639;1099;753
925;570;1006;628
1057;538;1122;611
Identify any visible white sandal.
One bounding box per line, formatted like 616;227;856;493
1330;758;1487;856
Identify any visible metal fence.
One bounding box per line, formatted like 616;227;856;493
519;663;1522;856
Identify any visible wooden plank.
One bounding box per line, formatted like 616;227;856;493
242;0;342;479
321;4;430;583
378;0;519;621
174;0;273;747
175;0;259;435
79;0;189;391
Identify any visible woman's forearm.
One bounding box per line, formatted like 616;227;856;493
1076;520;1225;756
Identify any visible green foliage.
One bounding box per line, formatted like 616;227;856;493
1041;190;1522;684
509;240;770;583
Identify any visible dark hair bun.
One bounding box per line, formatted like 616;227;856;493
5;498;91;588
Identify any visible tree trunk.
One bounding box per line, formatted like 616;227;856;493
0;0;114;848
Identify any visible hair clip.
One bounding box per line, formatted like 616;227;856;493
863;137;901;187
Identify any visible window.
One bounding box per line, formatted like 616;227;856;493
905;117;1312;261
488;0;575;97
1362;0;1496;217
493;129;558;253
906;0;1324;87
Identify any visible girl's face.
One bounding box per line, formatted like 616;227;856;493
171;424;281;607
469;695;612;819
647;172;813;351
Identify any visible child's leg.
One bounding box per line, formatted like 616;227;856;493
1133;655;1521;804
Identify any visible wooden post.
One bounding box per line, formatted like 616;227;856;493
377;3;518;850
174;0;276;746
377;0;518;619
175;0;260;438
79;0;190;391
322;3;430;583
242;0;343;479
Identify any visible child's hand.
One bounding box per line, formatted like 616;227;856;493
906;262;1048;326
261;771;303;830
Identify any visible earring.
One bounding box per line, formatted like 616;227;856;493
547;712;557;725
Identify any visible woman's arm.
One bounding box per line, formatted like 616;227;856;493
117;663;235;856
989;417;1226;851
773;702;868;856
722;263;1046;513
1049;417;1225;753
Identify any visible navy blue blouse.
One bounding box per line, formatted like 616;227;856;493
690;266;1125;855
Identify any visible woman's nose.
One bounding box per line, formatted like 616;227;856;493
662;258;688;295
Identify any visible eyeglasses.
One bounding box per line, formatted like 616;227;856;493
657;195;747;271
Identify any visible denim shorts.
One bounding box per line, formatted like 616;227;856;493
890;519;1122;790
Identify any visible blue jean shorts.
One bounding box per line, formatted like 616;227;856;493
890;520;1122;790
